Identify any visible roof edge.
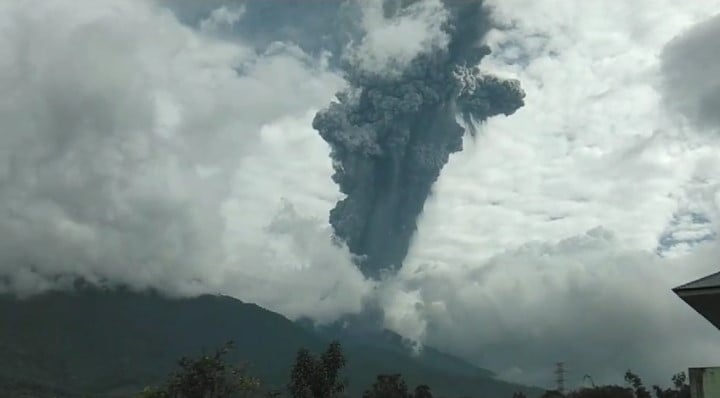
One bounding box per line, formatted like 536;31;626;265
673;270;720;291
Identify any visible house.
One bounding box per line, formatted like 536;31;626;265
673;271;720;398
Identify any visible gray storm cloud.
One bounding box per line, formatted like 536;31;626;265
313;0;525;279
661;13;720;130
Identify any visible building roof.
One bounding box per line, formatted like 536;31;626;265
674;271;720;292
674;271;720;330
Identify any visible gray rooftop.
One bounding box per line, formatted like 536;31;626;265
674;271;720;292
674;270;720;331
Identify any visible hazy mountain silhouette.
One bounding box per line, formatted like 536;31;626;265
0;286;541;397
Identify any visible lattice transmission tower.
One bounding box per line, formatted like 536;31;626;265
555;362;567;395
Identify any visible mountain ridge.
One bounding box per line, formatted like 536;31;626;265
0;286;541;397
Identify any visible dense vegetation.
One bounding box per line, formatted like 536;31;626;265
137;342;691;398
530;371;690;398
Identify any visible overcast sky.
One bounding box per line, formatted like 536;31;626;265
2;0;720;391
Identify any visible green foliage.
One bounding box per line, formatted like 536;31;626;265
621;370;690;398
413;384;433;398
362;374;409;398
651;372;690;398
137;386;169;398
288;341;347;398
137;341;260;398
544;371;691;398
566;386;633;398
624;371;651;398
361;374;433;398
125;333;692;398
540;391;565;398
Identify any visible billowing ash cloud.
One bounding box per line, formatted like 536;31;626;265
313;0;525;278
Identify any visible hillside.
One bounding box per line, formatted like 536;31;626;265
0;287;541;397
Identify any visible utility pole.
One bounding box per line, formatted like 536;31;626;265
555;362;567;395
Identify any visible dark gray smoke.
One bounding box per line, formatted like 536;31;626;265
313;1;525;279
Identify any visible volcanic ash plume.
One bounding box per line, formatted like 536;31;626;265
313;1;525;279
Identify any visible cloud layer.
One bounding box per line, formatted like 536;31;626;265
379;0;720;388
662;13;720;132
3;0;720;391
0;0;367;322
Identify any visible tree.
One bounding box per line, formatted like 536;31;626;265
362;374;410;398
624;371;651;398
137;341;260;398
288;341;347;398
362;374;434;398
651;372;690;398
413;384;433;398
556;371;689;398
